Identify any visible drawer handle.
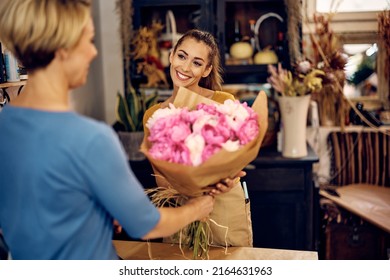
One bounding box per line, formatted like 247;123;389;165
244;164;256;170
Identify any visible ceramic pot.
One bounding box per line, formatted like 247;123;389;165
118;131;145;161
278;95;311;158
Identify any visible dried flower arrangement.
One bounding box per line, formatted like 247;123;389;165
306;13;349;127
268;4;349;126
267;60;325;97
268;9;349;127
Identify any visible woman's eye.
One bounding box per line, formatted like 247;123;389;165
178;54;185;60
193;61;202;67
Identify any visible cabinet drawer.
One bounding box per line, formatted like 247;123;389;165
244;168;305;191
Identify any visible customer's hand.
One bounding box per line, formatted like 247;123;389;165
207;170;246;196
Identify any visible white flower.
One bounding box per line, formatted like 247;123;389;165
185;133;205;166
297;60;312;74
217;99;249;131
192;114;218;133
146;103;182;128
221;140;240;152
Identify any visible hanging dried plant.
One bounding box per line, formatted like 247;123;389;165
115;0;133;88
378;10;390;77
284;0;302;63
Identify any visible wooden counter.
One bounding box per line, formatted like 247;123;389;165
320;184;390;234
113;240;318;260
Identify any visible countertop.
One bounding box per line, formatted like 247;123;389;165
113;240;318;260
320;184;390;234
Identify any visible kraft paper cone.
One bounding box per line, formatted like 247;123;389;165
140;87;268;197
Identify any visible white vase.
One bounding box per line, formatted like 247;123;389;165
118;131;145;161
278;95;311;158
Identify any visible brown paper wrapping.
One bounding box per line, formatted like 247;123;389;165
140;87;268;197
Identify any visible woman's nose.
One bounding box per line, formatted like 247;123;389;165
181;60;191;71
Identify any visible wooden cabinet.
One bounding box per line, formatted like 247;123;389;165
216;0;289;84
133;0;214;34
244;145;319;251
131;0;291;84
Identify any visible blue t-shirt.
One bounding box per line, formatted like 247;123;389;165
0;106;160;259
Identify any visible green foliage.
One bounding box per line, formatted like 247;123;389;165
115;84;158;132
348;53;376;86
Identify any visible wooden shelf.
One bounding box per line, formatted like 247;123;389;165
0;81;26;89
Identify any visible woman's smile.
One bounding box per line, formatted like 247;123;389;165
175;70;192;81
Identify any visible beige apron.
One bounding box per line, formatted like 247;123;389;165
209;181;253;247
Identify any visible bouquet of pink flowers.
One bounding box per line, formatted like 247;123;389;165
141;87;268;197
146;99;260;167
140;87;268;259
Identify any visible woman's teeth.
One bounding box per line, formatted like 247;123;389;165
177;71;190;80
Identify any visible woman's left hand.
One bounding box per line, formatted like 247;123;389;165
207;170;246;196
113;220;122;234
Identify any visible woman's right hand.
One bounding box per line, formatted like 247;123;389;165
141;194;215;240
186;195;215;221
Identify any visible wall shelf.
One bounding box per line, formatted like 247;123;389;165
0;81;26;106
0;81;26;89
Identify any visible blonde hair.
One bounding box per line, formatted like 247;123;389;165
0;0;91;71
173;29;223;91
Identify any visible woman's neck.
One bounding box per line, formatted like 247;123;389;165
10;66;71;111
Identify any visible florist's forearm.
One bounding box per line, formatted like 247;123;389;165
141;205;198;240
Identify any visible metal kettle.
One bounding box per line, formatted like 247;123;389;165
253;12;283;64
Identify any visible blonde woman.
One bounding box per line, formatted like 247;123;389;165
0;0;215;259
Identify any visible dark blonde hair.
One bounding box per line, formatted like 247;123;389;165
172;29;223;90
0;0;91;71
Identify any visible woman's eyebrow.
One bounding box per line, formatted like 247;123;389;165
178;49;205;62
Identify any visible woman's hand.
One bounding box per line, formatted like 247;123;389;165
207;170;246;196
113;220;122;234
185;194;215;221
141;194;215;239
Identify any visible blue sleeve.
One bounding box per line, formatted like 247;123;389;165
82;127;160;239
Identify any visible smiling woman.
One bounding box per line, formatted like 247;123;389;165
143;29;255;250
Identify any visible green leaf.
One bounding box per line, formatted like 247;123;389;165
125;89;139;131
145;90;159;109
115;92;131;131
115;85;159;132
115;91;136;131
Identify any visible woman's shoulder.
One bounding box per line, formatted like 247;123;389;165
212;90;235;102
143;103;161;125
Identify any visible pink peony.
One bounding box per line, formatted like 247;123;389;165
146;99;259;166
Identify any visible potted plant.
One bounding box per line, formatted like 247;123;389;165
114;83;158;161
115;85;158;133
